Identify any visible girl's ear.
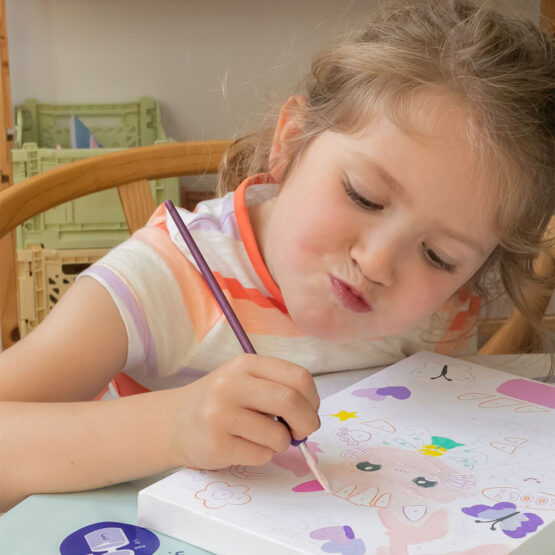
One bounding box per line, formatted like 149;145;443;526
268;95;306;182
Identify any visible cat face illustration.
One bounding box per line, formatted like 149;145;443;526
323;445;475;525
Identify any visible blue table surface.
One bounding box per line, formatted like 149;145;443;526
0;475;210;553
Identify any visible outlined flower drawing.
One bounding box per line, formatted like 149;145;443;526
195;481;252;509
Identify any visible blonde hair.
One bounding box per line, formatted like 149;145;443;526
218;0;554;362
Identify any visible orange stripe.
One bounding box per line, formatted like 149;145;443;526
94;373;151;400
230;297;305;337
434;289;480;355
136;229;301;338
94;385;109;400
145;203;168;230
134;227;222;343
448;295;480;331
113;372;150;395
234;174;287;311
214;273;288;313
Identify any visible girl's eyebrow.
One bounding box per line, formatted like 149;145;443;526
353;152;485;256
353;151;410;205
436;226;485;256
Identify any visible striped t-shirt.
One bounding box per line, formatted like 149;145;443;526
84;174;480;398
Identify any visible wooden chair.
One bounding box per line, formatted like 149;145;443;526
0;140;552;355
0;140;231;348
478;216;554;355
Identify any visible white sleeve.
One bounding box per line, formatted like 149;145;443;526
80;236;196;381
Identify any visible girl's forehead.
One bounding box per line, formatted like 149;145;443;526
351;91;470;143
340;98;499;207
311;109;500;253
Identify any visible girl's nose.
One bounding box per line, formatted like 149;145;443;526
350;235;398;288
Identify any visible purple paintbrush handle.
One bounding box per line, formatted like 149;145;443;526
164;201;306;445
165;200;255;354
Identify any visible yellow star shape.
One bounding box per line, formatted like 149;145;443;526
332;410;358;422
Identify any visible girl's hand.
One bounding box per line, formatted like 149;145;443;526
170;353;321;470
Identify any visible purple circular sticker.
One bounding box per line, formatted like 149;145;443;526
60;521;160;554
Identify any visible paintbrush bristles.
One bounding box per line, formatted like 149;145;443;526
298;442;332;493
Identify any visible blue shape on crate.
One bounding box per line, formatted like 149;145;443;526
70;115;102;148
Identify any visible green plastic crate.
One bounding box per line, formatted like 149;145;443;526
12;97;179;249
17;245;110;338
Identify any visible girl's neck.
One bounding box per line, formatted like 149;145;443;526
248;197;275;269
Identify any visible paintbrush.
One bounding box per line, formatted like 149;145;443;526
164;200;331;493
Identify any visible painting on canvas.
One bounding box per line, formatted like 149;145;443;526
138;352;555;554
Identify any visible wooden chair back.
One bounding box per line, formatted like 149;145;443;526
478;216;554;354
0;140;231;346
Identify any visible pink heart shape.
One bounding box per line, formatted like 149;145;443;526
376;386;411;400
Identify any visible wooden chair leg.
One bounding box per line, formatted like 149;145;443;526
0;0;18;348
0;231;19;347
117;179;157;234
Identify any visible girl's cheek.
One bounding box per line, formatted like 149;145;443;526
294;222;338;256
402;276;447;316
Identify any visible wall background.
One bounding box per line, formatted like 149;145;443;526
6;0;542;143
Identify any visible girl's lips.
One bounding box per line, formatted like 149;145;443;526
330;276;372;313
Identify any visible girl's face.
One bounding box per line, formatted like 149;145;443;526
251;100;499;342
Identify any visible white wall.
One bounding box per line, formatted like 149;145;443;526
6;0;542;143
7;0;379;142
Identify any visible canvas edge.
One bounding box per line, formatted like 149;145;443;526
137;485;313;554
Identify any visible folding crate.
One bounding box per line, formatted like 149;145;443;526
17;245;109;338
12;97;179;249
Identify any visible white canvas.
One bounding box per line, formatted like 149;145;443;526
138;352;555;554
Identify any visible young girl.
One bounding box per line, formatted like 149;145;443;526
0;0;552;511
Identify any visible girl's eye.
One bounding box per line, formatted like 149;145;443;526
343;178;383;211
422;243;457;274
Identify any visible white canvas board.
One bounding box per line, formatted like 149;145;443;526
138;351;555;554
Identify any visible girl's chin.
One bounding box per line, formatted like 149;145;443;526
294;315;376;343
288;300;391;342
294;319;347;342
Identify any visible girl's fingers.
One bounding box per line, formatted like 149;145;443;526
186;354;322;469
226;408;292;454
227;354;320;411
225;435;276;467
231;374;321;442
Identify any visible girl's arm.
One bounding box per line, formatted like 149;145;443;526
0;277;321;511
0;390;182;511
0;277;180;510
0;277;128;403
